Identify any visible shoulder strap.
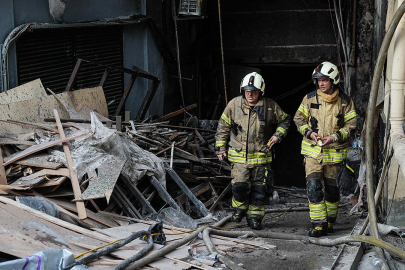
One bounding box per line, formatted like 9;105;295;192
307;90;317;99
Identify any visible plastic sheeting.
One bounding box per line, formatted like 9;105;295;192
0;249;86;270
50;112;166;202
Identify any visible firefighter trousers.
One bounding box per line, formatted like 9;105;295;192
305;157;340;223
231;163;272;218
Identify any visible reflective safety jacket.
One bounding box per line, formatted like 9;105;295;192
215;96;291;166
294;89;357;164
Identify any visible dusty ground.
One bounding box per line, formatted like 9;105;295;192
218;196;360;270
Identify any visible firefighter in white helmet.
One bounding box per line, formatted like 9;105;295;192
294;62;357;237
215;72;291;230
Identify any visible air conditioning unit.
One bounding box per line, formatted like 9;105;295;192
178;0;203;16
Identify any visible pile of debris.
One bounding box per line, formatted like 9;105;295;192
0;79;258;269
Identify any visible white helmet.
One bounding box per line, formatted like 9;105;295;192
312;62;340;85
240;72;265;95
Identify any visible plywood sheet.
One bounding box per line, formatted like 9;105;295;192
69;87;108;118
0;84;108;135
0;79;46;105
0;198;108;259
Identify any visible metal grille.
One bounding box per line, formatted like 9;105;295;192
178;0;201;16
16;26;124;116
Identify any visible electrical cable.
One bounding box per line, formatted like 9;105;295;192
272;79;312;101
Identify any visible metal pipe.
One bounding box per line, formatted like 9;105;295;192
125;215;231;269
366;1;405;269
203;227;244;270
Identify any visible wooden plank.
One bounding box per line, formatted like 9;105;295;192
120;175;157;214
0;196;115;243
149;175;181;211
0;138;36;146
3;131;88;166
164;163;210;216
135;80;160;120
209;182;231;212
36;195;117;229
115;185;143;219
153;103;197;123
0;148;6;185
13;168;70;184
114;74;137;117
174;182;210;205
12;153;63;169
35;176;67;188
65;59;83;92
53;109;87;220
0;119;59;133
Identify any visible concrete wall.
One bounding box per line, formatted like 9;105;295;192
0;0;166;117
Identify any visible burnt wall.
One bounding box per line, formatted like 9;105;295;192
352;0;376;130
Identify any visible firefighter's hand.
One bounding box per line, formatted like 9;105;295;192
217;152;227;162
321;136;334;147
267;136;279;149
310;132;319;142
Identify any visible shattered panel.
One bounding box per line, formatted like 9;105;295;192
75;158;126;203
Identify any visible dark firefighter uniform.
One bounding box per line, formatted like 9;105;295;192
294;88;357;234
215;95;290;223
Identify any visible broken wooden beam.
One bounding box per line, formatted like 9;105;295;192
3;131;89;167
53;109;87;220
152;103;197;123
148;175;181;211
164;163;210;216
120;175;157;214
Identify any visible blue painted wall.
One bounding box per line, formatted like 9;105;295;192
0;0;165;117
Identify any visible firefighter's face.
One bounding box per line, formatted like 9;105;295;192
317;77;333;94
245;90;260;105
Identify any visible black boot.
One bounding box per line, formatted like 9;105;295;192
231;209;247;223
327;217;336;233
247;215;263;230
308;222;327;237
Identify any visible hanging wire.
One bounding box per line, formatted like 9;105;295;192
327;0;346;81
272;79;312;101
218;0;228;105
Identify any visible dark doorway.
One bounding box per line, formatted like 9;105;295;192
258;64;315;188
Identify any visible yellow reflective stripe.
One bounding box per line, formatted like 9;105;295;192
309;204;326;211
299;124;309;135
215;140;227;147
228;149;272;164
346;164;354;173
298;104;309;117
232;197;248;209
338;128;348;141
247;205;265;216
323;148;348;162
301;141;321;158
221;113;231;125
309;202;327;219
310;213;327;218
326;201;339;216
344;110;357;122
277;112;288;123
276;126;287;135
